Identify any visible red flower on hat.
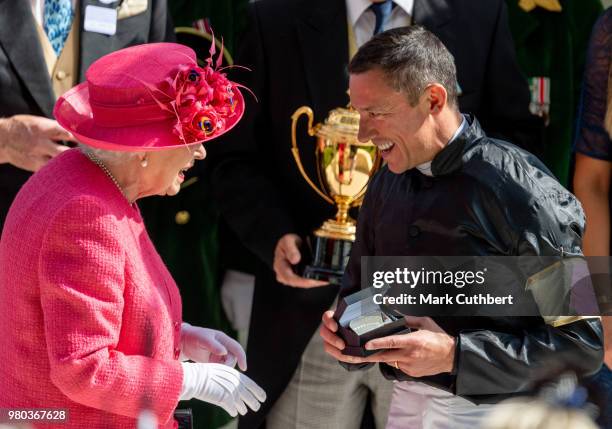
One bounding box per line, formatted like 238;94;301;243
161;63;236;143
164;64;235;142
144;37;246;144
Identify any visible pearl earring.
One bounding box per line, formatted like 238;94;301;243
141;158;148;168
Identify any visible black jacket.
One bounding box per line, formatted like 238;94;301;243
340;116;604;403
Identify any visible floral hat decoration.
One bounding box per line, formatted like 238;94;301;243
54;41;247;151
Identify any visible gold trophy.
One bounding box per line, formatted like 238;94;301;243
291;105;381;284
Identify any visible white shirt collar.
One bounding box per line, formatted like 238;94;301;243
346;0;415;27
416;115;468;177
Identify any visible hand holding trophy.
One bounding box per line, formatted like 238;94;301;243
290;105;381;285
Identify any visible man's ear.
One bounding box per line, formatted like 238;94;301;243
424;84;448;115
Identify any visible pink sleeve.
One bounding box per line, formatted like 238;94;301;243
38;196;183;423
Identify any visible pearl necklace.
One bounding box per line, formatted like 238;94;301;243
85;152;131;203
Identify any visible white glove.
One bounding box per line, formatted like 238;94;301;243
180;323;247;370
180;362;266;417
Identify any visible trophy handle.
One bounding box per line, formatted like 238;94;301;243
291;106;334;205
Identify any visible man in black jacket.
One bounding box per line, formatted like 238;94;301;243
320;26;603;428
212;0;542;427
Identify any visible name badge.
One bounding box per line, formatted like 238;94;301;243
84;5;118;36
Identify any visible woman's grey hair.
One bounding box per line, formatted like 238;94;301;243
78;144;144;166
348;26;458;108
480;399;598;429
481;372;600;429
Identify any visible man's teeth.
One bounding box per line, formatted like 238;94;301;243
379;142;394;151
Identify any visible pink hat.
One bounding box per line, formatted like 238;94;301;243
54;42;244;151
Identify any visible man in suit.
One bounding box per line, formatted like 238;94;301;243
211;0;540;427
0;0;174;229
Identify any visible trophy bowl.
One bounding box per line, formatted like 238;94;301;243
291;105;381;284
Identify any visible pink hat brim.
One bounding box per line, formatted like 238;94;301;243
54;81;245;152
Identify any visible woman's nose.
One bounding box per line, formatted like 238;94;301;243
194;144;206;160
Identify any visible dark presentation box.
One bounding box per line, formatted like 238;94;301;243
333;286;410;357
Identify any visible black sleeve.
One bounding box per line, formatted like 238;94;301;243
454;169;603;395
208;3;295;268
456;318;603;395
337;172;379;371
479;0;544;157
574;10;612;161
339;171;381;298
149;0;176;43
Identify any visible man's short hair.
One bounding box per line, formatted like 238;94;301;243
349;26;458;108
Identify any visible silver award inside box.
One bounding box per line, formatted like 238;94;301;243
334;285;410;356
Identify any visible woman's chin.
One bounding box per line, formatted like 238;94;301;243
162;184;181;197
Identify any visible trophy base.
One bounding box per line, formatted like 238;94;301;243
303;235;353;285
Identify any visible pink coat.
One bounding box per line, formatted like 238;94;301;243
0;150;184;428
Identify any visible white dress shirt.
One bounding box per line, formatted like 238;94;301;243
346;0;414;48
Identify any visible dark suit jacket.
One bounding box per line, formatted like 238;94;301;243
210;1;540;427
0;0;174;228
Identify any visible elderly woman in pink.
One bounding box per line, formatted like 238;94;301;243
0;43;265;428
